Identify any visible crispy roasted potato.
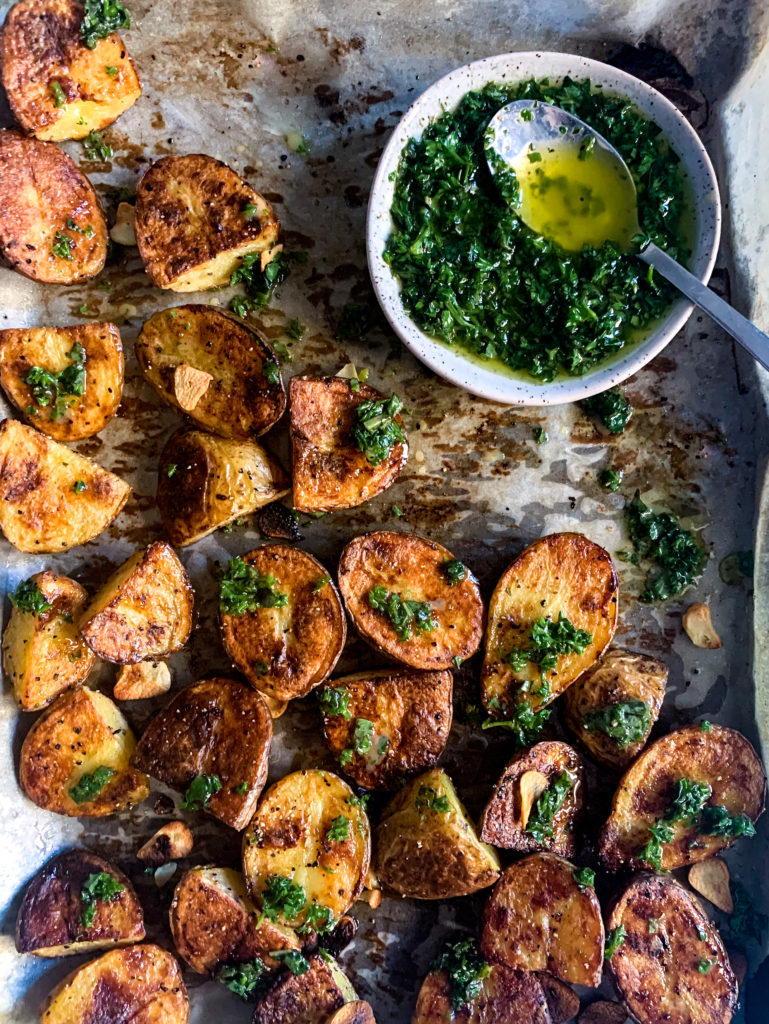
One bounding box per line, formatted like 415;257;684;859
375;768;500;899
220;545;345;701
599;723;766;872
253;953;356;1024
78;541;193;664
481;852;604;987
481;533;618;717
563;648;667;770
607;874;737;1024
134;154;279;291
577;1003;627;1024
114;659;172;701
19;685;150;816
2;570;94;710
0;129;106;282
242;769;370;926
137;821;193;867
40;944;189;1024
16;848;144;957
0;418;130;552
156;427;289;546
328;1003;377;1024
538;975;580;1024
413;964;552;1024
338;531;485;670
319;668;453;790
133;678;272;831
478;741;584;856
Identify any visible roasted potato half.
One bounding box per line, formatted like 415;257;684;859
134;154;279;291
253;952;356;1024
0;322;123;441
481;852;604;987
3;570;94;710
19;685;149;816
40;944;189;1024
0;418;130;552
413;963;552;1024
319;668;453;790
157;427;289;546
607;874;737;1024
0;129;107;283
478;741;584;856
242;769;371;927
599;723;766;872
16;848;144;956
136;306;286;439
220;545;346;702
338;531;485;670
133;678;272;831
375;768;500;899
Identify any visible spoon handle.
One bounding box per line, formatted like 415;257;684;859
640;242;769;372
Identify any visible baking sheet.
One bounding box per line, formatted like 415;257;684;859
1;0;768;1020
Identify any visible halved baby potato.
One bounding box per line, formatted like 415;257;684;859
319;668;453;790
16;848;144;957
253;952;356;1024
133;678;272;831
0;322;123;441
0;418;130;552
19;685;150;816
481;852;604;987
220;545;346;702
3;570;94;710
242;768;371;928
338;531;485;670
413;962;552;1024
156;426;289;546
78;541;194;664
599;723;766;872
0;129;107;282
375;768;500;899
134;154;279;291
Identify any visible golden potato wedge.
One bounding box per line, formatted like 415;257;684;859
242;769;370;927
481;533;618;718
413;962;552;1024
40;944;189;1024
134;154;279;291
3;570;94;710
258;690;288;718
133;678;272;831
156;426;289;546
0;129;106;282
253;953;356;1024
290;375;408;513
16;848;144;957
78;541;193;664
114;659;172;700
338;531;485;670
478;741;584;856
328;1003;377;1024
0;418;130;552
375;768;500;899
136;306;286;439
599;723;766;872
607;874;737;1024
0;322;123;440
563;648;667;770
220;545;345;702
318;668;453;790
481;852;604;987
137;821;193;867
19;686;149;816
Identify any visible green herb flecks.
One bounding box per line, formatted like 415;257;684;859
367;585;435;641
415;786;451;816
582;699;651;749
234;781;249;795
698;959;715;974
263;359;280;386
181;774;222;811
506;612;593;693
69;766;115;804
261;875;306;922
351;718;374;755
525;771;572;844
573;866;595;892
442;558;467;585
638;821;675;871
728;881;768;949
10;578;51;616
73;480;86;493
431;937;491;1010
25;343;86;420
700;805;756;839
80;871;125;928
600;467;623;492
81;0;131;48
582;386;632;433
286;319;305;340
625;491;706;602
50;81;67;107
605;925;626;959
301;903;333;934
665;778;712;824
533;426;548;444
51;231;75;260
270;949;310;975
481;699;551;749
312;576;331;594
317;686;352;720
217;958;267;1000
219;556;288;615
229;251;289;314
326;816;350;842
82;129;113;161
352;395;406;466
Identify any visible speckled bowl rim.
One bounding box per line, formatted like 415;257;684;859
366;51;721;406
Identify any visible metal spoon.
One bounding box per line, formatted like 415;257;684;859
485;99;769;371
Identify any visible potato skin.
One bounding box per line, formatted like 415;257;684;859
338;531;485;670
412;965;552;1024
290;375;408;513
253;953;355;1024
599;723;766;872
607;874;737;1024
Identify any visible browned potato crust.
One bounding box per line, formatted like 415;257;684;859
220;545;345;701
319;668;453;790
338;531;485;670
481;852;604;987
137;821;193;866
16;848;144;956
412;965;552;1024
538;975;580;1024
328;1003;377;1024
0;129;106;282
290;376;408;513
607;874;737;1024
599;724;766;871
253;953;356;1024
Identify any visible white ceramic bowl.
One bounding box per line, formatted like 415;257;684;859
366;51;721;405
